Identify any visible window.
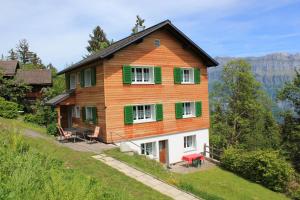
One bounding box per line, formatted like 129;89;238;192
182;68;194;83
84;68;92;87
77;72;81;84
184;135;196;151
154;39;160;47
133;104;155;123
183;102;195;118
85;107;93;121
141;142;156;156
75;106;80;118
70;73;76;89
71;106;76;117
131;67;154;84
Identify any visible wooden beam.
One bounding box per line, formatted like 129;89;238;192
56;106;61;126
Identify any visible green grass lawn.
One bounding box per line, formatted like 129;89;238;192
105;148;290;200
0;118;171;200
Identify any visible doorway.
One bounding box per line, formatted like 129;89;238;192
159;140;168;164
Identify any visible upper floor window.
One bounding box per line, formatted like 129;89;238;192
184;135;196;151
131;67;154;84
70;73;76;89
84;68;92;87
182;68;194;84
183;102;195;118
133;104;155;123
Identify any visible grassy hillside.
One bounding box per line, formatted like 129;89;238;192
0;118;170;200
105;148;289;200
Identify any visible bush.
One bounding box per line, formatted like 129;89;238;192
47;123;58;135
221;147;295;192
24;113;45;125
0;97;19;119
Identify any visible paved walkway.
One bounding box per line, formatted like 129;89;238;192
92;154;201;200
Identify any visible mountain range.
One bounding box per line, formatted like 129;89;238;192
208;53;300;102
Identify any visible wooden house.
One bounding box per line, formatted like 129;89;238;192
47;20;218;165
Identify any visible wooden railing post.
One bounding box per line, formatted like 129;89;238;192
211;145;214;159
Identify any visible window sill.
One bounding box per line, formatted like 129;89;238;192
182;115;196;119
131;82;155;85
184;148;196;153
133;119;156;124
181;82;195;84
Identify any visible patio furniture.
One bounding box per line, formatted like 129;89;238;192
182;153;205;168
86;126;100;143
57;126;77;142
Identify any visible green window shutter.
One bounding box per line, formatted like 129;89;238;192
175;103;183;119
123;65;132;84
81;107;86;121
124;106;133;124
194;67;200;84
65;73;70;90
154;66;162;84
155;104;163;121
91;67;96;86
174;68;182;84
196;101;202;117
80;70;85;87
92;107;97;124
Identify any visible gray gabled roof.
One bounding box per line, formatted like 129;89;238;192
58;20;218;75
0;60;19;76
45;90;74;106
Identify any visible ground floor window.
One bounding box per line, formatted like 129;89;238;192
184;135;196;151
141;142;156;156
85;106;93;121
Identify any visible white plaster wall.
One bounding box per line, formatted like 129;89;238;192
117;129;209;164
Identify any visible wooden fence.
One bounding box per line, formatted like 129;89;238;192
203;143;223;162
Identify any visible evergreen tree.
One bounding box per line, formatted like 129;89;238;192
8;49;18;60
16;39;30;64
277;70;300;172
132;15;145;34
210;60;280;150
86;26;110;55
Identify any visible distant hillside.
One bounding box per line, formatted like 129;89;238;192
208;53;300;102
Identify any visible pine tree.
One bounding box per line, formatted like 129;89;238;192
16;39;31;64
132;15;145;34
278;70;300;172
210;59;280;150
8;49;18;60
86;26;110;55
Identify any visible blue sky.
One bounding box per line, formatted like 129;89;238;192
0;0;299;70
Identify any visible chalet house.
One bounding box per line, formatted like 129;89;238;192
47;20;218;165
16;69;52;101
0;60;20;78
0;60;52;101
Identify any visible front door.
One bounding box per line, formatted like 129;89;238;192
159;140;168;164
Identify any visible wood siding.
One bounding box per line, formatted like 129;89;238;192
103;29;210;143
59;61;106;139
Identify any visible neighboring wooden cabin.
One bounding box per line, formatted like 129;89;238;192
16;69;52;101
0;60;52;101
47;20;218;165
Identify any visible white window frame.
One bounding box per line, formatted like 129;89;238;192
75;105;80;118
84;68;92;87
133;104;156;123
182;102;195;118
184;135;196;152
131;66;154;84
141;142;156;157
85;106;93;121
70;73;76;89
181;68;194;84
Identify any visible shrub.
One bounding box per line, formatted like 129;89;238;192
0;97;19;119
24;113;45;125
221;147;295;192
47;123;58;136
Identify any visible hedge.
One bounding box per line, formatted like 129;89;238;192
0;97;19;119
221;147;295;192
